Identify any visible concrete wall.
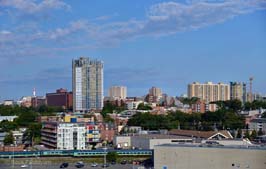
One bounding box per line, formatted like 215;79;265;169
154;145;266;169
131;137;150;149
131;137;181;149
149;139;177;149
113;136;131;148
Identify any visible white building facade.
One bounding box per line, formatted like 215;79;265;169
72;57;104;112
57;123;86;150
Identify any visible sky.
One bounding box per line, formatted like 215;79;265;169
0;0;266;101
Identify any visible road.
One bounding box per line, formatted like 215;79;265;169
0;163;146;169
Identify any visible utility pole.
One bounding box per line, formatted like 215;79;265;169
12;145;14;169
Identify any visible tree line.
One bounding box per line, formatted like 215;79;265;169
127;109;245;131
0;105;63;145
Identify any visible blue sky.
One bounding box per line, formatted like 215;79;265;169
0;0;266;100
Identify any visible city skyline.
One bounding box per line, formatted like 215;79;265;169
0;0;266;100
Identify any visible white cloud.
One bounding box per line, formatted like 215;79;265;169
0;0;70;16
0;30;11;35
0;0;265;59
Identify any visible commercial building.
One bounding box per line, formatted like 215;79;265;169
18;96;32;107
154;144;266;169
108;86;127;100
230;82;247;103
2;100;15;106
169;129;233;140
46;88;73;110
114;134;193;150
31;96;46;108
113;136;131;149
131;134;193;149
188;82;230;103
72;57;104;112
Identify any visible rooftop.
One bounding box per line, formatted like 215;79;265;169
156;143;266;150
250;118;266;123
131;134;192;140
169;129;233;139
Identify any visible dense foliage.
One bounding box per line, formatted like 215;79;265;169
106;152;118;162
0;105;61;145
180;97;199;105
137;103;152;110
101;102;126;118
127;110;245;131
4;132;14;145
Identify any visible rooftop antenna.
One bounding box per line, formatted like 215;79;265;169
33;88;36;97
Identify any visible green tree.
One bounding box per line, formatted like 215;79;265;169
103;115;115;123
261;112;266;118
258;129;264;136
101;102;115;118
137;103;152;110
24;123;42;146
4;132;14;145
250;130;257;140
0;120;18;132
236;129;242;138
180;97;199;106
244;130;250;139
15;111;38;127
106;152;118;162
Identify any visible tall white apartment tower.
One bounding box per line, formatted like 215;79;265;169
72;57;103;112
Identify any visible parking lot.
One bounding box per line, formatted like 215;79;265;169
0;163;146;169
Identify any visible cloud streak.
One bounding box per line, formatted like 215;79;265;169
0;0;70;14
0;0;266;59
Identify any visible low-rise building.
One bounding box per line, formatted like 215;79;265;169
0;116;18;122
154;144;266;169
2;100;15;106
12;130;24;145
99;123;116;143
87;123;100;143
249;118;266;134
18;96;32;107
169;129;233;140
113;136;131;149
126;101;143;110
31;96;46;108
41;122;86;150
131;134;193;149
0;132;7;146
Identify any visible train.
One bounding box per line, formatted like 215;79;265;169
0;149;153;158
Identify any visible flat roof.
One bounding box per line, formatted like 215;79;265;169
155;144;266;150
131;134;192;139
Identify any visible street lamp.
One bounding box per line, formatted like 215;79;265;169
10;144;15;169
103;143;107;169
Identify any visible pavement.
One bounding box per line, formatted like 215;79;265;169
0;163;147;169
